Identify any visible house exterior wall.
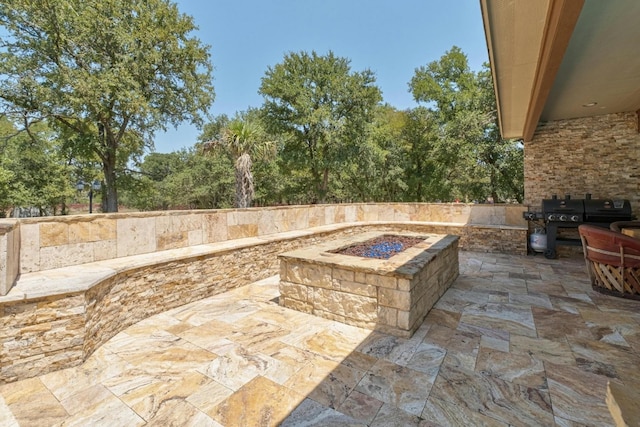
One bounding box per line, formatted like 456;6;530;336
525;112;640;215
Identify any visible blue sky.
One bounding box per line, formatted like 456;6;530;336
154;0;489;153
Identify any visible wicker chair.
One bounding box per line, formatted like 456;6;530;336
578;224;640;299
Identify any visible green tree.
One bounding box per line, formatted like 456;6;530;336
475;67;524;202
409;46;523;202
199;114;230;144
0;167;17;216
120;149;234;210
400;107;445;201
0;116;73;216
0;0;214;212
251;148;286;206
338;105;408;202
123;151;187;210
259;51;382;203
201;112;274;208
0;118;23;215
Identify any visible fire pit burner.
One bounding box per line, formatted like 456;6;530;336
331;235;425;259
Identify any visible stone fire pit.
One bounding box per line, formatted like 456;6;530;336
278;231;459;337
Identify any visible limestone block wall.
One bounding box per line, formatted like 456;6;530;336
0;221;19;295
1;226;364;383
81;237;307;358
525;112;640;214
0;217;527;383
0;293;86;383
404;237;460;333
14;203;528;275
279;232;459;338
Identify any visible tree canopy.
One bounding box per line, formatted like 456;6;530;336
259;51;382;203
119;149;234;211
0;0;214;211
410;46;523;202
123;47;523;210
0;117;72;216
201;112;274;208
0;31;523;215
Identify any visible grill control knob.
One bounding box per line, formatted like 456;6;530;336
548;214;556;221
559;215;568;222
571;215;580;222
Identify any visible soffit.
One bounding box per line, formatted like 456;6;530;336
482;0;640;140
541;0;640;121
481;0;551;139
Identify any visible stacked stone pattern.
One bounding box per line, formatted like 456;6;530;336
279;232;459;338
1;218;524;383
526;112;640;214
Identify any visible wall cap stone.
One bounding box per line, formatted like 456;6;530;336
1;220;525;305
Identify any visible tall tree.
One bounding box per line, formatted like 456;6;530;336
119;149;234;211
259;51;382;203
338;104;409;202
0;116;73;216
201;111;274;208
0;0;214;212
409;46;523;202
401;107;445;201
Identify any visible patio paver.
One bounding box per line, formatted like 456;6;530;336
1;252;638;426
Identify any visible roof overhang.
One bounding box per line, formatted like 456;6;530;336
481;0;640;141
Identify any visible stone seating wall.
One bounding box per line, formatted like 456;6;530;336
0;203;527;383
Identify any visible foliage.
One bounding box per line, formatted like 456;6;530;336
259;51;382;203
0;0;214;211
0;117;73;216
401;106;447;201
126;47;523;208
0;36;524;213
119;149;234;210
200;111;275;208
251;151;286;206
409;46;523;202
199;114;230;143
337;104;409;202
163;149;234;209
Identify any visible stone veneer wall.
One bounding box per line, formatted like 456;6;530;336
0;222;525;384
525;112;640;214
1;226;357;384
0;221;19;295
279;233;459;337
0;202;528;383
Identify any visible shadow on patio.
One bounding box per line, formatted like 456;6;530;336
1;252;638;426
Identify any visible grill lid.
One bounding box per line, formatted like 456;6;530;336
584;199;633;221
526;195;635;223
542;198;584;213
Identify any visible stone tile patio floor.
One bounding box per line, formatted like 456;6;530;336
2;252;639;426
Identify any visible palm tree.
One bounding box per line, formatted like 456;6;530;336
203;119;273;208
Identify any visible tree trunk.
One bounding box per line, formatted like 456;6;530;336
234;153;254;208
318;168;329;204
490;167;499;204
102;150;119;213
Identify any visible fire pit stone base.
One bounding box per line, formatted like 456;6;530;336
278;232;459;337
